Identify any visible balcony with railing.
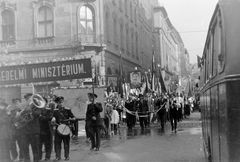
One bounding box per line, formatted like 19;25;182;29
34;37;55;46
0;39;16;48
65;33;106;47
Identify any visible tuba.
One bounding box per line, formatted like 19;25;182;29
14;94;46;129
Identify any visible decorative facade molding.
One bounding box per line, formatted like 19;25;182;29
0;40;16;48
0;1;17;11
31;0;56;9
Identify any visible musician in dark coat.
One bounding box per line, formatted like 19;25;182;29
10;98;24;161
86;93;103;151
20;93;42;162
0;101;12;162
52;96;75;161
137;94;149;130
39;97;53;161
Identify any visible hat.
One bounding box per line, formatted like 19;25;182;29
24;93;33;100
87;93;97;98
12;98;21;103
54;96;63;103
138;94;143;98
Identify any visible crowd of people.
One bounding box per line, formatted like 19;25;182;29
0;90;196;162
103;91;196;135
0;93;77;162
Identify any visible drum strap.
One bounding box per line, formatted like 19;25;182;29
58;108;68;123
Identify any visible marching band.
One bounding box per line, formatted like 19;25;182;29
0;89;191;162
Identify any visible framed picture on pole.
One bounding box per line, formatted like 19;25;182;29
129;71;142;88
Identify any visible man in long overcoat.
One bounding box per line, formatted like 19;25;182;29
86;93;103;151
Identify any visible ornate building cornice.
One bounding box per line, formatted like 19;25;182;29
32;0;56;9
0;1;17;11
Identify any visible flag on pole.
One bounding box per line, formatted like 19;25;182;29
158;66;167;93
197;55;201;68
152;46;156;92
118;51;124;98
144;72;151;95
156;78;161;95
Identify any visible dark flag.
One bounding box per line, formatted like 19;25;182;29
118;51;124;98
158;66;167;93
197;55;201;68
145;72;150;94
152;48;156;92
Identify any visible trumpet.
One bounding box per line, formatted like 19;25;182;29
14;94;46;129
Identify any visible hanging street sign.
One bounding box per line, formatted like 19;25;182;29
0;58;92;86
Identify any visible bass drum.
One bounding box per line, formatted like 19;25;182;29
57;124;71;136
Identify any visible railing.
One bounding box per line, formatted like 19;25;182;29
0;39;16;48
34;36;55;45
64;33;106;46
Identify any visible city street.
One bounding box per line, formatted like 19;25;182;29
50;112;205;162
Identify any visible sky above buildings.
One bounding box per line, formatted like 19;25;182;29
159;0;219;63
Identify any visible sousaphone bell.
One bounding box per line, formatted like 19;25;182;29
14;94;46;129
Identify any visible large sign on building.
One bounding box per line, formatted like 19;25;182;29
0;58;92;85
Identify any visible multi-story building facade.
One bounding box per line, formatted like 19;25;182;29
0;0;155;102
153;2;186;92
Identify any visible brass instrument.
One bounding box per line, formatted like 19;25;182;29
14;94;46;129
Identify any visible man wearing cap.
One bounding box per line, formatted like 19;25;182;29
86;93;103;151
20;93;42;162
10;98;24;162
0;101;12;162
137;94;149;130
52;96;75;161
39;97;53;161
85;93;92;142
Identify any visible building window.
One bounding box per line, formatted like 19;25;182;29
125;0;128;16
79;5;95;34
126;27;129;54
134;7;137;24
131;31;134;57
120;23;124;51
136;33;138;59
113;16;118;47
119;0;123;12
38;6;53;37
1;10;15;40
105;12;110;42
130;2;133;21
112;0;116;5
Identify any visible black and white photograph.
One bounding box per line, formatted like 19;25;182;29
0;0;234;161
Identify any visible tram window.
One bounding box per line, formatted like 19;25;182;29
209;37;213;78
206;48;209;81
213;21;218;76
217;14;223;73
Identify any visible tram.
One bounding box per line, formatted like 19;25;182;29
200;0;240;161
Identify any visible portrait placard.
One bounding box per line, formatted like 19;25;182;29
129;71;142;88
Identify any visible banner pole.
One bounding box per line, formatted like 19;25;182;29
92;57;95;103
